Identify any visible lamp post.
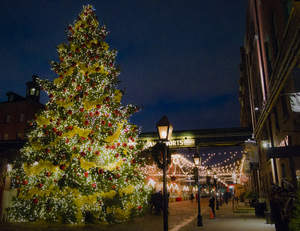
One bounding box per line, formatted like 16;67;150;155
156;116;173;231
214;175;219;210
193;153;203;227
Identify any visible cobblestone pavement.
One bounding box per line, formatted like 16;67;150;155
0;199;276;231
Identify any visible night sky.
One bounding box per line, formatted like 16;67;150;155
0;0;247;132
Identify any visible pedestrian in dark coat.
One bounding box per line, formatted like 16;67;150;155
209;196;216;218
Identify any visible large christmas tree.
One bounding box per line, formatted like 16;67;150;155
8;5;150;224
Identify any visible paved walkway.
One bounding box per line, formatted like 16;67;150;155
0;199;276;231
182;200;275;231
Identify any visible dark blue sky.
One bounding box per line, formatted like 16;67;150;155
0;0;247;132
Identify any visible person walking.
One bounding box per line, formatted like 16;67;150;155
190;193;194;202
209;195;216;218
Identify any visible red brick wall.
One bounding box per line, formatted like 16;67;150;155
0;100;43;141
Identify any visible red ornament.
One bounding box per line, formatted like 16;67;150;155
138;205;142;210
101;120;105;125
111;185;116;190
60;165;66;170
95;151;100;156
80;108;84;112
95;111;100;116
33;198;38;204
84;172;89;177
46;172;51;177
49;94;53;98
66;138;69;143
129;145;134;150
84;120;89;126
67;110;72;115
96;104;101;109
22;180;28;185
53;127;57;132
80;151;86;157
108;122;112;127
38;183;43;188
98;168;103;174
92;183;96;188
123;143;127;147
115;153;119;158
115;173;120;179
89;112;93;117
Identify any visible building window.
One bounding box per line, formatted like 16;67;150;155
30;88;36;96
281;163;286;178
279;136;289;147
5;114;11;123
17;132;23;140
20;113;25;122
4;133;9;140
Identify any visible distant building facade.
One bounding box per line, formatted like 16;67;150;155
0;76;42;220
239;0;300;214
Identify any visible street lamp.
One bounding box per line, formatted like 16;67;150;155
193;153;203;227
156;116;173;231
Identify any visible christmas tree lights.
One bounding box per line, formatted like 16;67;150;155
7;5;150;224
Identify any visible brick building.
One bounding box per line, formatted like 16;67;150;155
0;76;42;221
239;0;300;222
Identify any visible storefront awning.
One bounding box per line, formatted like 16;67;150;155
267;146;300;159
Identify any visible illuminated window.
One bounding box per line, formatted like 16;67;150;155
30;88;36;96
279;136;289;147
17;132;23;140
